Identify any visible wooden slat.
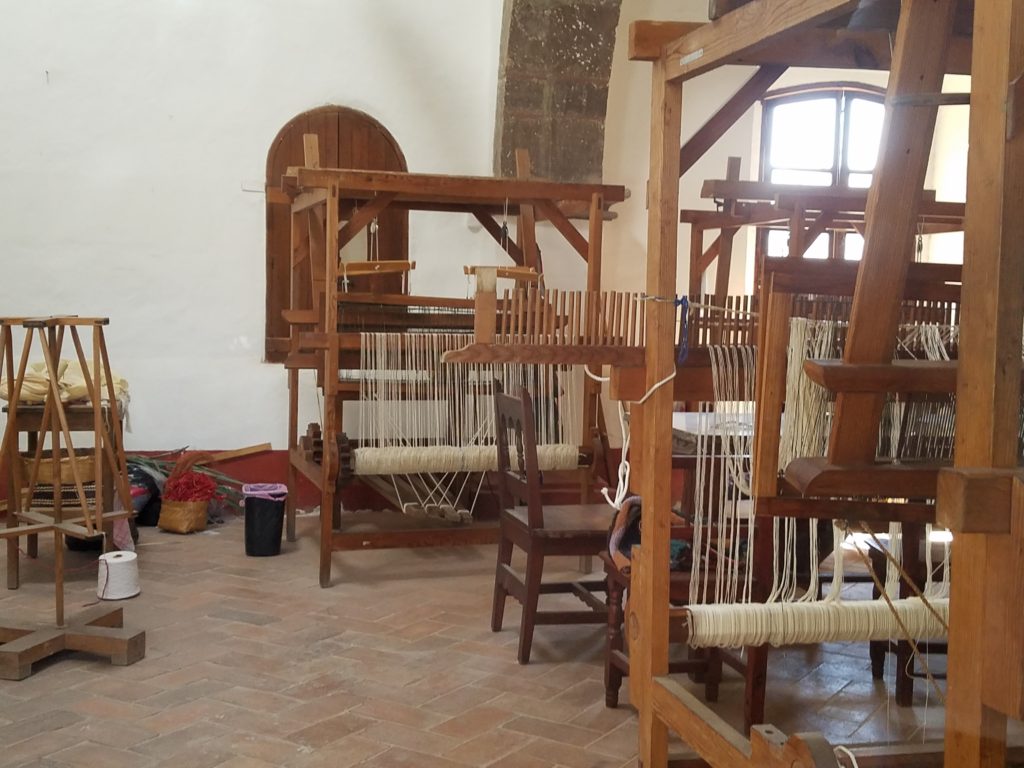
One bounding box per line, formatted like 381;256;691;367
662;0;860;82
784;457;943;499
802;359;963;394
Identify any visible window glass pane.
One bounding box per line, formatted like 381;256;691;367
804;232;830;260
766;229;789;257
846;98;885;172
765;229;830;259
768;98;838;170
844;232;864;261
847;172;873;189
770;169;833;186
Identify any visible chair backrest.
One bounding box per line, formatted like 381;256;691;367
493;382;545;528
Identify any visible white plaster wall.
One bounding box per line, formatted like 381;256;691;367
0;1;970;451
0;0;504;450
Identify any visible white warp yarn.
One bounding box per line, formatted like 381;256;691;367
685;597;949;649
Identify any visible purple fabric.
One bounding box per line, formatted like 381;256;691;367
242;483;288;501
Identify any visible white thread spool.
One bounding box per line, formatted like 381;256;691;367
97;551;141;600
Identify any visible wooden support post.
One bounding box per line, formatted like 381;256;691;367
285;367;298;543
473;268;498;344
828;0;957;463
319;184;340;588
944;0;1024;764
713;157;741;309
633;56;681;768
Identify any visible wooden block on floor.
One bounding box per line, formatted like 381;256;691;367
0;606;144;680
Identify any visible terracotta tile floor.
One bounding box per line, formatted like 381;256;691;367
0;513;968;767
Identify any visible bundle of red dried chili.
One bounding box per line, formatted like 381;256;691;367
163;471;218;502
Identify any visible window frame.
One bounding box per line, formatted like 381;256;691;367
757;82;886;263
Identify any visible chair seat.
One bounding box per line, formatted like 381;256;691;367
506;503;612;535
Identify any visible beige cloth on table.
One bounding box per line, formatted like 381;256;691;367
0;359;129;405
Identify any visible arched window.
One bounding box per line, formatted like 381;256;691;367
758;83;885;262
264;106;408;362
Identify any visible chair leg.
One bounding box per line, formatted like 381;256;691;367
605;574;625;707
517;547;544;665
491;533;514;632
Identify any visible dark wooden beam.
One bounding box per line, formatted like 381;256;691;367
679;66;787;176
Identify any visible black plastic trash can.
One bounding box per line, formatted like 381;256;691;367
243;484;287;557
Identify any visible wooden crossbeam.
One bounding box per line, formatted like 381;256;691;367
662;0;860;82
629;22;972;75
290;168;626;206
679;66;786;176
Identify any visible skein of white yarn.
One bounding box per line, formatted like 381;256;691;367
97;551;141;600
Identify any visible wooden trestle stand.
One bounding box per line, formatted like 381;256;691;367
0;317;145;679
621;1;1022;767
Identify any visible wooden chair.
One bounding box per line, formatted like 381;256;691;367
491;385;609;664
602;551;726;708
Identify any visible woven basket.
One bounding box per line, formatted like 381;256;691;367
158;499;208;534
21;452;96;486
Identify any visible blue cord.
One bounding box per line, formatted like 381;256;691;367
676;296;689;364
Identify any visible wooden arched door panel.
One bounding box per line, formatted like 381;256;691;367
265;106;408;362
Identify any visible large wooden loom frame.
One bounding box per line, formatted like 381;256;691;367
623;1;1024;767
278;141;626;587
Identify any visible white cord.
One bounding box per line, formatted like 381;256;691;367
584;365;610;383
834;745;860;767
633;370;676;405
601;401;631;510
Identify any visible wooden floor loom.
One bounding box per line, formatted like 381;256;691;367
276;137;626;586
0;317;145;679
621;1;1024;767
